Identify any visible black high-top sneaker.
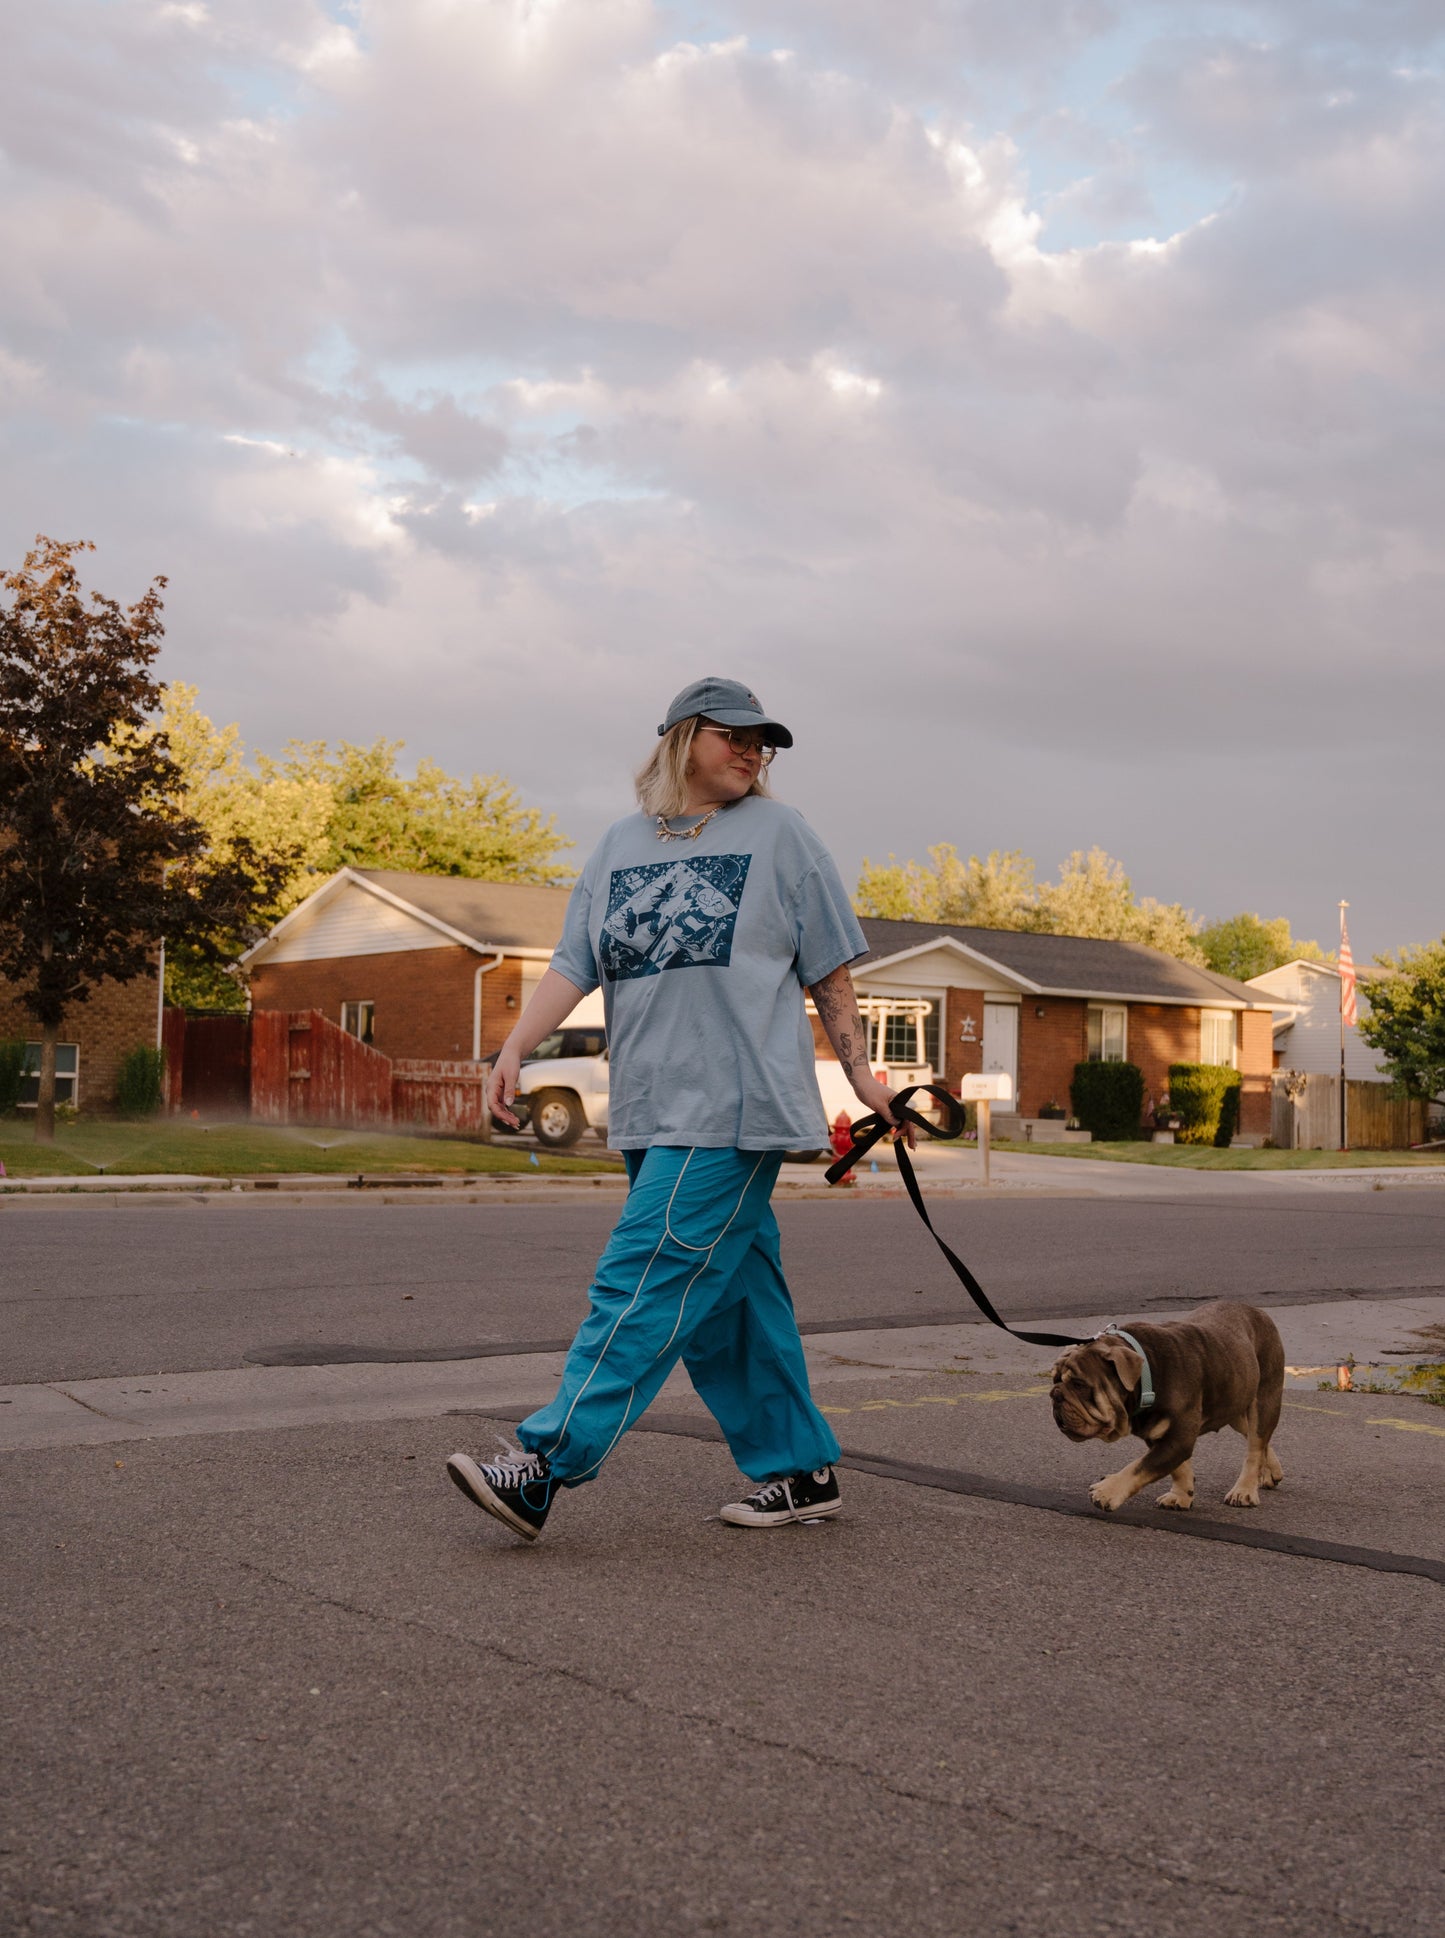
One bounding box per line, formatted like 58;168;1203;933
446;1447;556;1541
719;1466;841;1528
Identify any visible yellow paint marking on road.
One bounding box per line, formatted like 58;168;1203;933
1284;1401;1348;1415
1366;1415;1445;1439
820;1386;1050;1419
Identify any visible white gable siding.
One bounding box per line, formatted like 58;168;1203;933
855;945;1020;996
264;882;455;963
1249;963;1388;1080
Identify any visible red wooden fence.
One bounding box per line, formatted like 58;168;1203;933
161;1008;187;1113
181;1014;252;1115
250;1010;393;1129
391;1059;490;1136
166;1007;492;1135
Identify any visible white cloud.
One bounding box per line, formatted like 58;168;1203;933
0;0;1441;953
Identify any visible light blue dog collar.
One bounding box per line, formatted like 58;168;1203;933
1098;1325;1156;1413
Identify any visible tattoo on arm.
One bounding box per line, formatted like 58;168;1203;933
809;966;871;1075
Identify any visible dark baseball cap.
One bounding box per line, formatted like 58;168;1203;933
657;677;793;748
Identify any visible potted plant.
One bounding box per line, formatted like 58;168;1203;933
1038;1099;1066;1120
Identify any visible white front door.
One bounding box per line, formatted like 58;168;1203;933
982;1002;1019;1104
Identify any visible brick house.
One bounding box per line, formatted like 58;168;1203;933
243;873;1277;1139
841;920;1279;1140
0;970;159;1113
242;870;590;1060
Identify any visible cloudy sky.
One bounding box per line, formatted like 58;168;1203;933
3;1;1440;960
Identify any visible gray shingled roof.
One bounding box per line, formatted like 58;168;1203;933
857;918;1273;1008
352;877;1266;1006
354;871;571;950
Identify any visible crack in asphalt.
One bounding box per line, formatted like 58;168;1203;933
441;1407;1445;1586
232;1558;1377;1938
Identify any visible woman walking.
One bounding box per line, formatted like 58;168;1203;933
446;677;904;1541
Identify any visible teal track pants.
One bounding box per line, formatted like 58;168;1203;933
516;1146;841;1486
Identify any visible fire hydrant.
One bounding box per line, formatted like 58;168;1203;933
830;1110;857;1185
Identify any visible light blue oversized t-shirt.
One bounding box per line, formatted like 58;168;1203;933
549;796;867;1150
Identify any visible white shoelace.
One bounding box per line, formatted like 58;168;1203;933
748;1477;792;1507
482;1445;545;1484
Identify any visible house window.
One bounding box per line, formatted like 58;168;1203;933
340;1002;375;1045
19;1043;79;1107
869;1001;937;1069
1201;1010;1237;1066
882;1009;918;1064
1086;1006;1128;1062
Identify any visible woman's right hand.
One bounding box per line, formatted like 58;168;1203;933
488;1047;524;1128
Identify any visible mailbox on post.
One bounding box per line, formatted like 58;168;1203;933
960;1072;1013;1183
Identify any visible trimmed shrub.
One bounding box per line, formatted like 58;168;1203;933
1070;1061;1145;1141
116;1044;166;1119
1214;1077;1242;1149
1169;1063;1242;1146
0;1038;28;1115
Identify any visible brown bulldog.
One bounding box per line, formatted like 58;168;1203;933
1049;1300;1285;1513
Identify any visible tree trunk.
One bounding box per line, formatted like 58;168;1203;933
34;1020;59;1145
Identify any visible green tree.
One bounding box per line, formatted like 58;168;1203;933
1029;848;1203;961
275;738;573;884
1197;912;1329;981
146;695;575;1009
856;846;1037;926
131;686;332;1010
855;842;1205;962
0;539;284;1137
1358;941;1445;1100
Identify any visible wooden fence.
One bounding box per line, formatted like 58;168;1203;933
391;1059;490;1137
164;1007;492;1136
161;1007;187;1114
181;1014;252;1115
1272;1073;1427;1151
250;1009;394;1129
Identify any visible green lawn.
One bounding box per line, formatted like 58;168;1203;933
993;1139;1445;1171
0;1117;622;1180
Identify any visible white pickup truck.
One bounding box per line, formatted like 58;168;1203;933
497;1026;612;1149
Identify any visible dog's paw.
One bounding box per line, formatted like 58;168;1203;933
1089;1472;1135;1513
1224;1484;1260;1508
1156;1488;1193;1511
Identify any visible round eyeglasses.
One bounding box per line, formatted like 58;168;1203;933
696;723;776;765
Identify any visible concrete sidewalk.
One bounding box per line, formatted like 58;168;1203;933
5;1145;1445;1207
4;1295;1443;1458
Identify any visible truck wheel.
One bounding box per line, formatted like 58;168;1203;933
531;1089;584;1148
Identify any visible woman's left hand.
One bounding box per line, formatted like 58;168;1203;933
848;1071;918;1149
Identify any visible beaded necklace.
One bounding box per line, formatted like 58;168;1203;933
654;803;723;843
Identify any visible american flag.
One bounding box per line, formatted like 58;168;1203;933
1338;908;1358;1029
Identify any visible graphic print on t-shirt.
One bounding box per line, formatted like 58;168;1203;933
599;855;751;980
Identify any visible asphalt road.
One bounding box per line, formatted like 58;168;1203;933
5;1185;1444;1936
5;1400;1442;1938
4;1188;1445;1384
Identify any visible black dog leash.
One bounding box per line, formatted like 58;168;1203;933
825;1083;1096;1351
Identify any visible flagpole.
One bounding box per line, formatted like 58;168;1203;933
1338;900;1348;1152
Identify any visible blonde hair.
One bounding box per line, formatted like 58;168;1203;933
634;717;773;819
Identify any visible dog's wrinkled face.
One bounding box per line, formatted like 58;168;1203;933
1049;1338;1143;1444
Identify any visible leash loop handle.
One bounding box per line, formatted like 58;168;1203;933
823;1082;962;1186
825;1082;1092;1352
